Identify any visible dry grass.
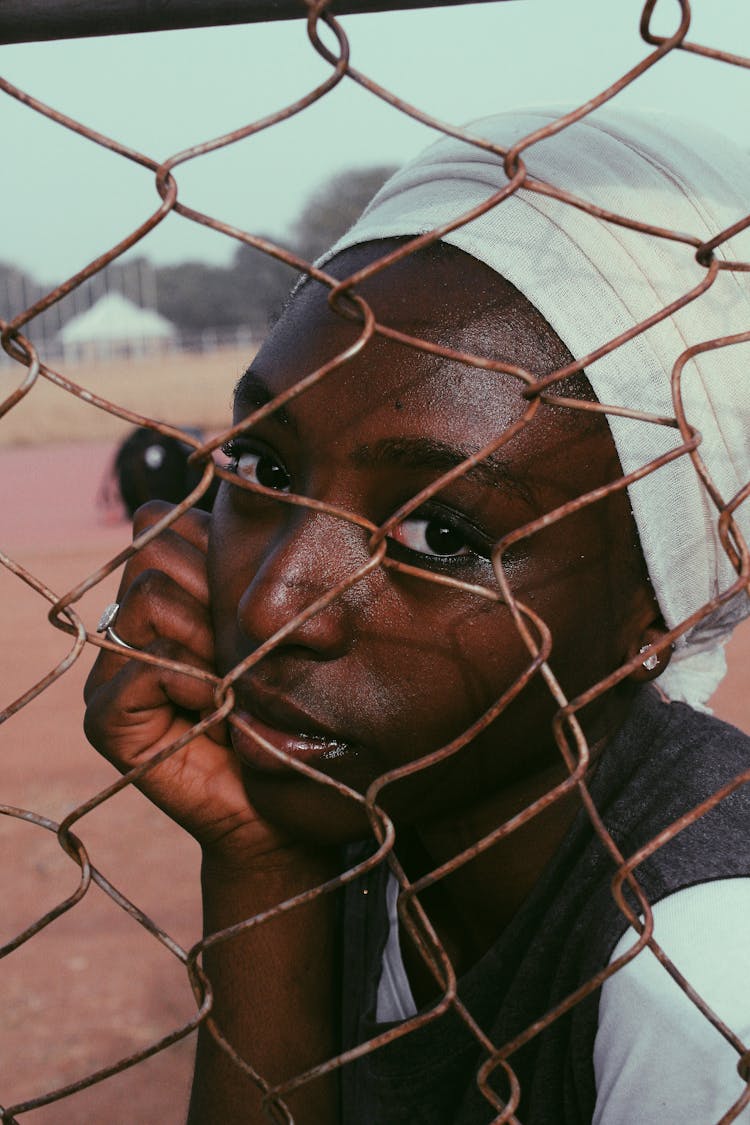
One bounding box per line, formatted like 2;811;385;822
0;345;254;447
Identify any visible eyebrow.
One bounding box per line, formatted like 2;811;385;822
351;437;536;507
233;370;535;505
233;369;297;433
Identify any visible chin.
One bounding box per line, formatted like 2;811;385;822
241;766;387;846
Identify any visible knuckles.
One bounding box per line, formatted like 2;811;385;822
84;632;212;730
84;503;214;729
146;634;195;664
120;512;210;597
132;499;211;543
126;565;174;608
132;499;179;536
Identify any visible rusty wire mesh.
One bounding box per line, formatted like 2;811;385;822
2;1;750;1121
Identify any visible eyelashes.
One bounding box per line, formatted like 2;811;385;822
387;509;490;563
222;440;291;492
222;439;498;569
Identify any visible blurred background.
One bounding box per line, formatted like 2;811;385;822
2;2;749;1121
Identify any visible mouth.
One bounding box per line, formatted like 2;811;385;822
228;684;359;776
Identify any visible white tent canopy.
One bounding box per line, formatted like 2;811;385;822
60;293;177;357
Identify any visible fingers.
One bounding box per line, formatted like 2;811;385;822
86;502;214;702
85;500;230;773
86;568;214;700
85;638;222;764
119;510;211;607
83;502;287;862
84;639;246;845
132;498;211;551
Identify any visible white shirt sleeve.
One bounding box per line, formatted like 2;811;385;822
593;879;750;1125
376;870;418;1023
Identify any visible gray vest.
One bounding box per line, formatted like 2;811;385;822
340;689;750;1124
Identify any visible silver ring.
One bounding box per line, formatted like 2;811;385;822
97;602;137;652
105;624;137;651
97;602;121;633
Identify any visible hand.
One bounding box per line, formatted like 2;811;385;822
84;501;288;870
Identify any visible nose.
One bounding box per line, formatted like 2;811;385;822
237;507;375;660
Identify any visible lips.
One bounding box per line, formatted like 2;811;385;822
227;681;357;775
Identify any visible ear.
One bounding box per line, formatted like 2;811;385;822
622;579;673;684
629;622;673;683
627;592;673;684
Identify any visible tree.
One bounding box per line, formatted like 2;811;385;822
152;165;398;340
0;163;399;350
289;164;398;265
230;242;299;333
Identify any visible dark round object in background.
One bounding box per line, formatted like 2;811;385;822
114;426;219;516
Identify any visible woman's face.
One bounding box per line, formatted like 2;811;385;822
208;243;655;841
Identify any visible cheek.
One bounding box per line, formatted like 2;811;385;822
442;601;533;696
363;595;531;753
206;491;262;643
366;606;562;824
515;511;635;696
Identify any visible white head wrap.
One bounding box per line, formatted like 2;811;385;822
322;106;750;709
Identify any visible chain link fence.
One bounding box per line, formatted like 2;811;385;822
2;1;750;1121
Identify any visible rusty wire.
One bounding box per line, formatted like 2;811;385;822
2;1;750;1121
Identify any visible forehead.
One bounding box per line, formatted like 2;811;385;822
237;242;585;436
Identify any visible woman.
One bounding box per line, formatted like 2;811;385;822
84;107;750;1123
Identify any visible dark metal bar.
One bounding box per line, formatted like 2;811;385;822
0;0;508;46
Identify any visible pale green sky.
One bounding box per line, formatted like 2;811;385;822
1;0;747;282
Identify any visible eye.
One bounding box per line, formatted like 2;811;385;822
389;514;473;558
223;441;291;492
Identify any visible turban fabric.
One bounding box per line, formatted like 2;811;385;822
321;107;750;709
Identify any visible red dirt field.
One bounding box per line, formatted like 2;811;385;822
2;440;749;1123
2;442;200;1124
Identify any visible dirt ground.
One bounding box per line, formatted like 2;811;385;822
1;436;749;1124
0;346;250;449
1;441;202;1124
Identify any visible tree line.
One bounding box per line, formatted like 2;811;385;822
0;165;396;347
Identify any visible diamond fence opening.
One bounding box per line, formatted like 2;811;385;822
2;2;750;1122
